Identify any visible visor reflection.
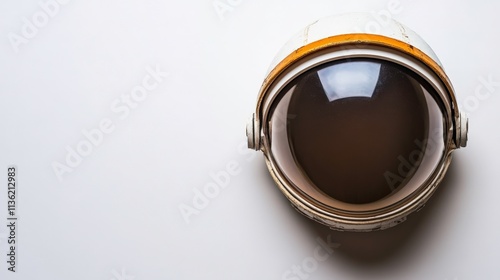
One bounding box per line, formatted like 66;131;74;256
270;59;445;204
318;61;381;101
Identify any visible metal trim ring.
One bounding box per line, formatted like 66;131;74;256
249;28;466;231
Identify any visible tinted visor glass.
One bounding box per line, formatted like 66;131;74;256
269;58;446;205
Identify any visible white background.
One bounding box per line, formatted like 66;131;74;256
0;0;499;279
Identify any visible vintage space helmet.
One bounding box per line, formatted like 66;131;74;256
247;13;468;231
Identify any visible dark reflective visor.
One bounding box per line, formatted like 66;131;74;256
268;58;445;205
